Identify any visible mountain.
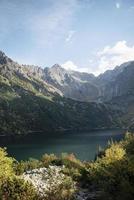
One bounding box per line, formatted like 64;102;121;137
96;61;134;102
43;64;99;102
95;62;134;128
43;61;134;129
1;50;134;135
43;61;134;104
0;51;122;135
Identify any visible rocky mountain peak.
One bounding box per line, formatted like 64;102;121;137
0;51;13;65
49;64;67;75
0;50;134;103
51;64;62;69
0;51;6;57
46;64;66;78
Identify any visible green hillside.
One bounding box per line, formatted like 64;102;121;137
0;72;121;135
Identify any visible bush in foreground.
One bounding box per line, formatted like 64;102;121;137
86;133;134;200
0;147;14;181
0;177;38;200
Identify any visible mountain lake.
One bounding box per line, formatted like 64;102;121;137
0;129;126;161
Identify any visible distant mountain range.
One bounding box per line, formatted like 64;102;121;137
0;51;134;135
42;61;134;103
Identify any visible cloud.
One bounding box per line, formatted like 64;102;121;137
116;2;120;9
61;61;78;70
61;60;89;72
27;0;78;46
0;0;78;47
62;41;134;76
65;30;75;42
93;40;134;75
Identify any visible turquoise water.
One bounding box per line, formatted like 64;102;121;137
5;129;125;161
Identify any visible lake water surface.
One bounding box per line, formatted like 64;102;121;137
4;129;125;161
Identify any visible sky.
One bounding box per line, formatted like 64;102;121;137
1;0;134;75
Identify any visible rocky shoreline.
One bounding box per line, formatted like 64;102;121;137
22;166;100;200
22;166;68;197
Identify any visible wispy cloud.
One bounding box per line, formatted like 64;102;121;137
65;30;75;43
116;2;120;9
0;0;78;47
62;41;134;76
26;0;78;46
129;5;134;11
90;40;134;75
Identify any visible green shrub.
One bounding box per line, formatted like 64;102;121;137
0;148;15;181
0;176;39;200
14;158;42;175
86;133;134;200
41;153;58;167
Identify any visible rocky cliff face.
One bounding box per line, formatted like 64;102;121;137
1;50;134;104
40;61;134;103
96;61;134;102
